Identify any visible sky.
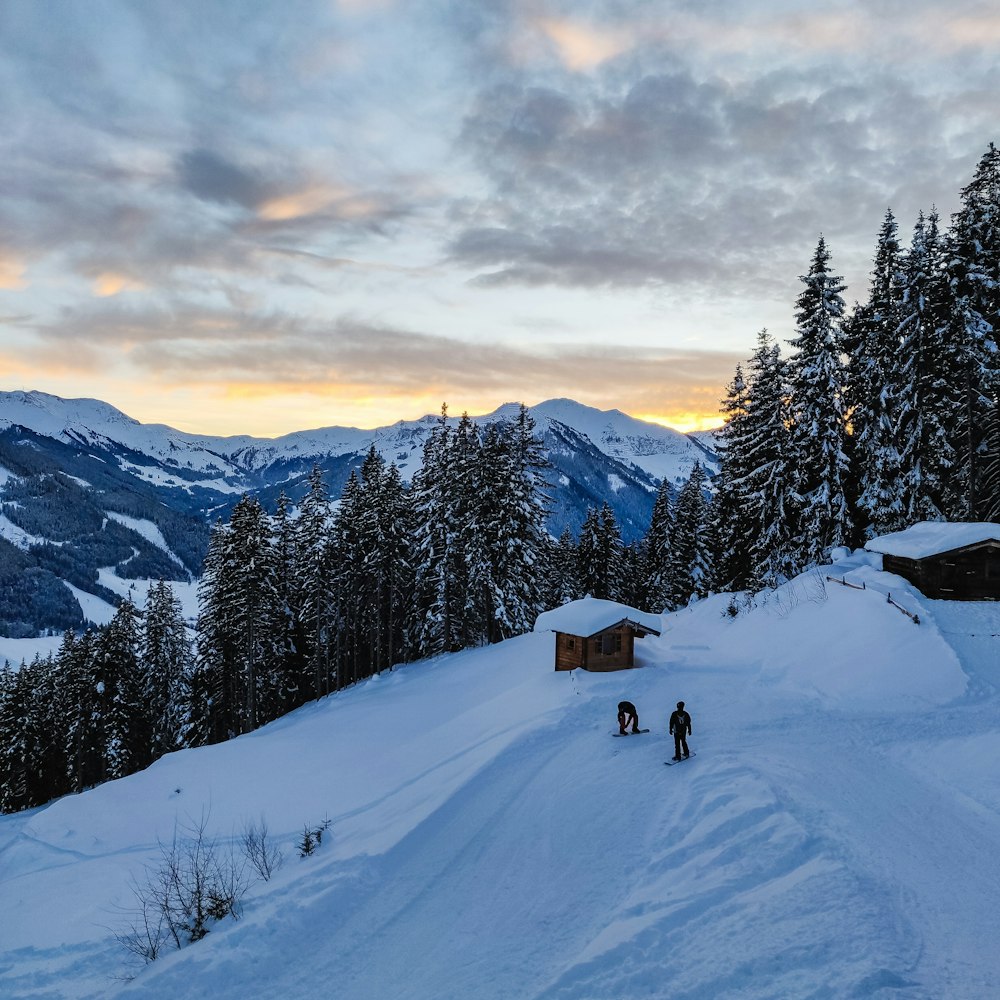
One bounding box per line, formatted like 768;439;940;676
0;1;998;437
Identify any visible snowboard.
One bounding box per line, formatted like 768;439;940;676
664;752;696;766
612;729;650;737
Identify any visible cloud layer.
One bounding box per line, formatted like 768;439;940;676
0;0;996;433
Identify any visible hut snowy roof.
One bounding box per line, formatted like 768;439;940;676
865;521;1000;560
533;598;662;638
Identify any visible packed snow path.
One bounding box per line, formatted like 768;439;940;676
1;562;998;999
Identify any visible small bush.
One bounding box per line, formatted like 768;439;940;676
241;816;284;882
298;817;332;858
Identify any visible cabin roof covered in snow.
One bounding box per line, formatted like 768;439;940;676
534;598;661;638
865;521;1000;560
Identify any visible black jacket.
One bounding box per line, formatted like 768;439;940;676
669;710;691;736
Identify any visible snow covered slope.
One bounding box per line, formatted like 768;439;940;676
2;553;998;1000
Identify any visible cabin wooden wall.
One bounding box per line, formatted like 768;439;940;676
555;626;638;671
883;541;1000;601
554;632;585;671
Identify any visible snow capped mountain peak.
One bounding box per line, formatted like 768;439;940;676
0;390;717;488
0;389;139;438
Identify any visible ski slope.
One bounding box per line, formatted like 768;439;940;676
1;552;998;999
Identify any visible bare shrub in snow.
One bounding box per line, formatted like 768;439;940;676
805;568;829;604
241;816;284;882
119;812;250;963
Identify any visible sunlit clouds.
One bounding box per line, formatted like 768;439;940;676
532;16;636;71
0;1;996;436
0;253;27;290
92;273;144;298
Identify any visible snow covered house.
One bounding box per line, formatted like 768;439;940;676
534;598;661;672
865;522;1000;601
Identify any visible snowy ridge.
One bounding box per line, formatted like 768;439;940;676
2;553;998;999
0;390;713;487
530;398;714;484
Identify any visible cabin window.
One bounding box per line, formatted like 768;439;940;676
601;632;622;655
986;558;1000;581
566;637;576;650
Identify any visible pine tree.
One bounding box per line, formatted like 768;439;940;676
577;503;624;601
668;463;712;604
143;580;192;757
473;406;551;641
0;660;29;812
714;363;755;590
616;541;646;609
720;331;797;588
410;407;464;657
852;209;908;537
63;628;104;793
192;496;282;742
186;524;225;747
983;391;1000;519
331;470;365;685
946;143;1000;517
230;496;283;728
340;447;415;678
271;491;303;713
549;527;581;607
449;414;487;648
294;467;335;699
25;652;67;807
100;596;147;780
896;209;959;524
643;478;675;611
786;237;851;567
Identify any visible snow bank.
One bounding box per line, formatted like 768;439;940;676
663;566;966;712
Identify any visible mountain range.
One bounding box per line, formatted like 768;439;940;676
0;390;718;636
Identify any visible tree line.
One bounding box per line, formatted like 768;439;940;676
711;141;1000;592
0;580;190;813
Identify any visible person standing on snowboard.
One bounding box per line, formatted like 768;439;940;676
617;701;640;735
669;701;692;760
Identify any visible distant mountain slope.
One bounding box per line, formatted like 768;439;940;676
0;390;718;633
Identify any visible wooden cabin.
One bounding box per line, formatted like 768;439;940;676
534;598;662;672
865;522;1000;601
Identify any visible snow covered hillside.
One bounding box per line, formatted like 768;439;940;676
3;550;997;1000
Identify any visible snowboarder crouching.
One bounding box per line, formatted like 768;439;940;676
617;701;640;735
669;701;692;760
